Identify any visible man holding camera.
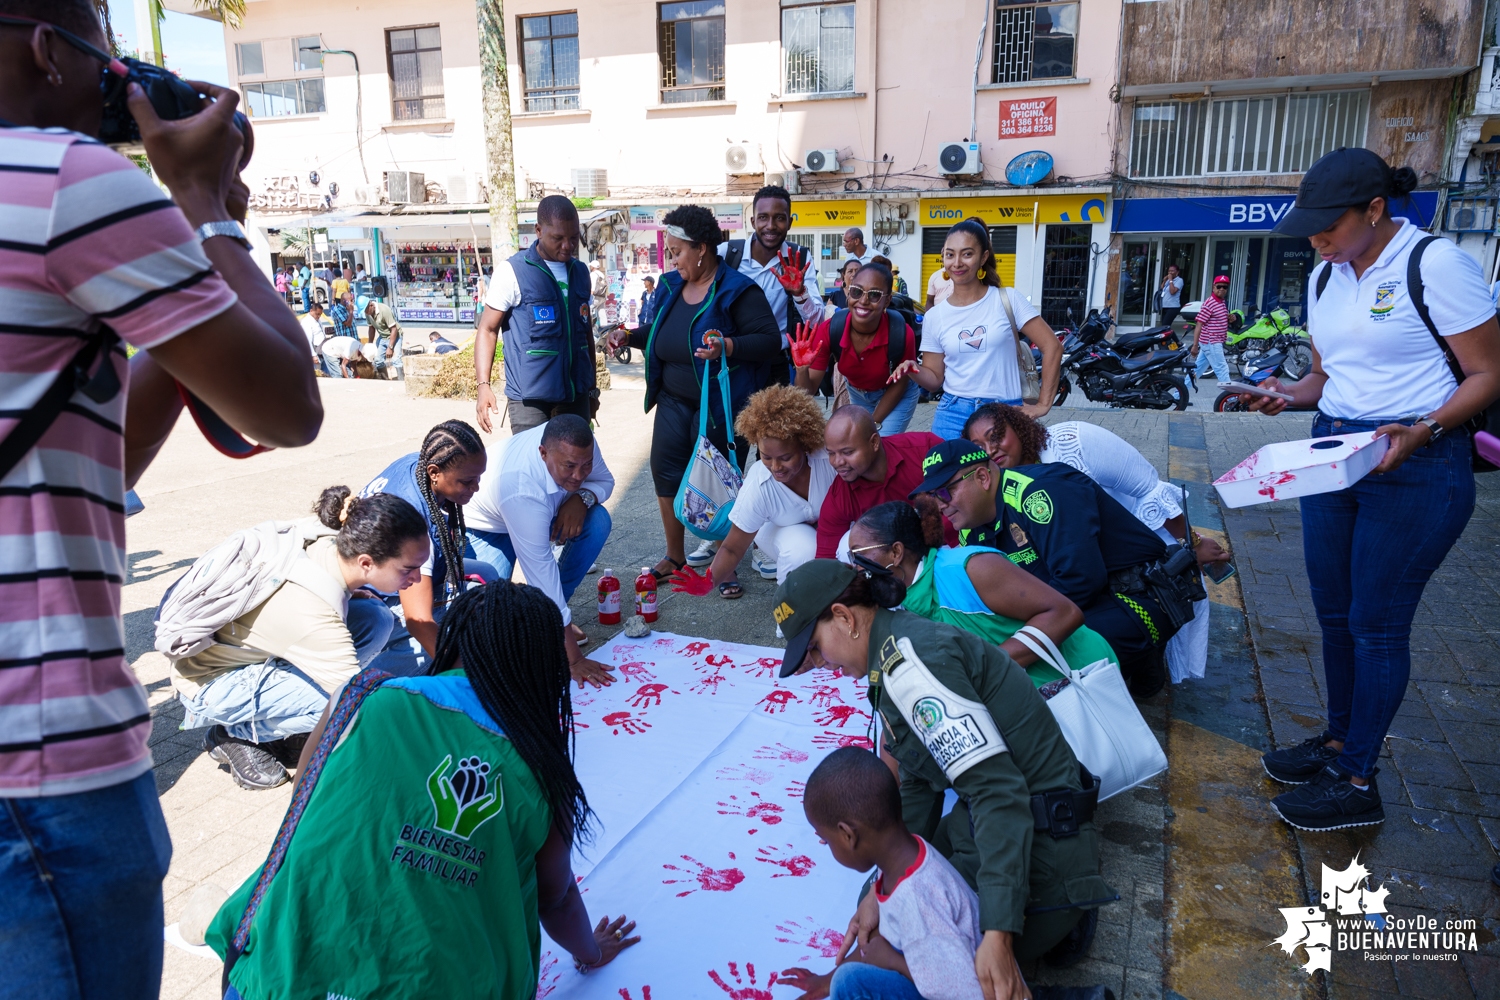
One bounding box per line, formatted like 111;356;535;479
0;3;323;996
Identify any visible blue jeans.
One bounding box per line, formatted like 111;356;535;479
930;393;1022;440
368;559;501;675
1194;341;1231;383
1301;414;1475;779
299;285;310;312
177;598;395;742
0;772;172;1000
467;503;611;608
847;379;921;436
829;962;926;1000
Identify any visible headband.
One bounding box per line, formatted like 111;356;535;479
663;224;693;242
339;494;357;525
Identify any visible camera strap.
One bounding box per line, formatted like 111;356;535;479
176;382;272;459
0;326;121;483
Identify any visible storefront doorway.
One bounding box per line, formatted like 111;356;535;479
1041;225;1092;329
1115;237;1201;330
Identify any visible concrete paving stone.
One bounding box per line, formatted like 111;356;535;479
1394;949;1489;999
1025;958;1129;999
1375;872;1500;927
1360;805;1500;883
1460;953;1500;998
1438;721;1500;766
1385;714;1450;744
1328;943;1401;994
1123;965;1166;1000
1085;909;1133;967
1389;742;1480;792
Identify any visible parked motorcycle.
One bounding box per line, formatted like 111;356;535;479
1213;350;1288;412
1226;307;1312;379
1062;307;1192;410
597;322;632;364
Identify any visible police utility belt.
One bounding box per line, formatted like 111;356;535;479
878;636;1100;840
1107;543;1206;636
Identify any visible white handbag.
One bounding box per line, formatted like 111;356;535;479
1012;625;1167;802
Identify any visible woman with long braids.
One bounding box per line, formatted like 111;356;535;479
362;419;498;672
206;581;640;998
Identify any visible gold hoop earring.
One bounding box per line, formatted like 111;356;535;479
941;268;950;280
850;629;859;640
977;268;987;280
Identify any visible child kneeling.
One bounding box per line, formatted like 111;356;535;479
782;747;1001;1000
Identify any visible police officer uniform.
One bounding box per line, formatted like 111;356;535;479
775;561;1116;961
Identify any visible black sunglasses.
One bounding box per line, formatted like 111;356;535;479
930;466;980;503
0;14;123;90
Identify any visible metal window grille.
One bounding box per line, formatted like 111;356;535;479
387;26;445;121
521;12;580;112
782;2;855;95
659;2;725;104
994;2;1078;84
1040;224;1090;329
1130;91;1368;178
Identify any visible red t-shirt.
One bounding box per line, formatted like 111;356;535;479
816;432;959;558
810;313;918;392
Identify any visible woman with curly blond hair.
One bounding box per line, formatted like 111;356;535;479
670;384;833;597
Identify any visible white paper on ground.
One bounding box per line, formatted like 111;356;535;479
539;632;876;999
164;923;220;960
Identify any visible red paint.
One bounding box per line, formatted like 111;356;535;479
629;683;674;708
717;791;785;828
757;689;800;714
602;710;652;735
716;764;774;785
680;641;711;657
536;952;561;998
774;918;844;959
618;660;657;682
807;685;843;707
813;730;874;750
753;743;810;763
816;704;870;728
635;567;659;622
618;988;653;1000
704;652;737;669
691;670;727;695
748;657;782;678
662;854;747;896
708;962;779;1000
757;844;815;877
785;780;806;801
596;569;621;625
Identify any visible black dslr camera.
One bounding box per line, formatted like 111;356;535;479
99;56;253;163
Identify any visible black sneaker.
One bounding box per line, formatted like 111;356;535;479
261;732;310;770
203;725;289;791
1262;733;1340;784
1042;907;1098;968
1271;765;1384;832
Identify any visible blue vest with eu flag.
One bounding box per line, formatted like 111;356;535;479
500;245;594;402
643;261;768;426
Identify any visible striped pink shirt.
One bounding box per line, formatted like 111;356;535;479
1195;294;1229;345
0;128;235;797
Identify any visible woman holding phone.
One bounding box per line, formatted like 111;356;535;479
1249;148;1500;833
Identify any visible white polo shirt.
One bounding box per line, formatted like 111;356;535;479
464;422;615;625
1310;221;1493;421
728;449;836;534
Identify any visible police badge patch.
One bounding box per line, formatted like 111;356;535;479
1009;522;1029;548
1022;489;1054;524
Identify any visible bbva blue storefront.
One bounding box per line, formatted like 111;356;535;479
1111;192;1440;331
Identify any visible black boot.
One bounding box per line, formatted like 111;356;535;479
1042;907;1098;968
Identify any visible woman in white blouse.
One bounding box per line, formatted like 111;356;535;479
962;404;1228;683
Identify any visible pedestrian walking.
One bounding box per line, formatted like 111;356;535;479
299;261;313;312
842;226;873;264
1250;148;1500;832
1158;264;1183;328
891;219;1063;438
637;274;658;328
1188;275;1232;385
606;204;783;582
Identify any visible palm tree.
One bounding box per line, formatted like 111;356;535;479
476;0;519;262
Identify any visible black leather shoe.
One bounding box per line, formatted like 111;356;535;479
1272;765;1384;831
262;732;310;770
1262;733;1340;784
1042;907;1098;968
204;725;289;790
1031;989;1116;1000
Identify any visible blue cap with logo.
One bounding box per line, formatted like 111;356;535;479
909;440;992;498
1273;147;1397;238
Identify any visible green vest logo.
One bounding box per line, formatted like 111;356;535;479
1022;489;1054;524
427;754;504;840
912;697;946;732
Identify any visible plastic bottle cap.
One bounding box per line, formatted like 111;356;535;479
641;567;651;573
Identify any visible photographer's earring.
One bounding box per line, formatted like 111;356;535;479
48;72;63;86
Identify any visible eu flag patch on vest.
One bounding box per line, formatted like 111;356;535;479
533;305;556;324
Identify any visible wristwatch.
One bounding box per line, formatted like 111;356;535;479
1416;415;1446;443
194;219;252;250
576;488;598;509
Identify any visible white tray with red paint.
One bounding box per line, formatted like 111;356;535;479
1213;431;1389;507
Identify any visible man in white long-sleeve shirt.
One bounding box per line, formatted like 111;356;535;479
465;415;617;684
717;184;825;364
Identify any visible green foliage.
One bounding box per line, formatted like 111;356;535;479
429;339;502;399
571;197;595;210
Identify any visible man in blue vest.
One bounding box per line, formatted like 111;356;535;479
474;195;597;433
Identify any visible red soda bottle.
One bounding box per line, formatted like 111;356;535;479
597;569;621;625
635;567;659;623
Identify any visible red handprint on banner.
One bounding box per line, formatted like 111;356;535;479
617;661;657;683
753;743;809;763
785;780;806;801
708;962;779;1000
757;844;815;877
680;641;710;657
815;704;870;728
807;684;843;707
716;791;785;833
662;853;745;896
652;637;676;650
602;711;652;736
774;918;844;960
629;683;676;708
748;657;782;678
691;669;728;695
618;989;653;1000
811;730;874;750
758;689;800;714
536;952;561;998
704;652;737;669
716;764;774;785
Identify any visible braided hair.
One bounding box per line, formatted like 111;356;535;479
429;581;592;842
415;420;484;604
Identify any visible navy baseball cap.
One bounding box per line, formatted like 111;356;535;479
909;440;992;498
1273;147;1393;238
773;560;857;678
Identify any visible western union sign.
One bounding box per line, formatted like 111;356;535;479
918;194;1107;227
789;199;868;227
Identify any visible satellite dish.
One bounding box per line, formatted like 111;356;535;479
1005;150;1053;187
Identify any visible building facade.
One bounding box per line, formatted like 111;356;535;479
1107;0;1486;331
188;0;1125;327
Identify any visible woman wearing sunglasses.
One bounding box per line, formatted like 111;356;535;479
792;262;921;434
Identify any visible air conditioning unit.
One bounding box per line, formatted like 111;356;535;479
571;168;609;198
353;184;383;207
803;149;840;173
1447;198;1497;233
938;141;983;176
725;143;766;175
386;170;427;205
446;172;486;204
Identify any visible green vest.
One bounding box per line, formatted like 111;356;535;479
901;547;1118;688
207;673;552;1000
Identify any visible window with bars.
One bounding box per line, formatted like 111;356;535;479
782;0;855;96
520;12;580;112
658;1;725;104
387;26;445;121
994;1;1078;84
1130;90;1369;178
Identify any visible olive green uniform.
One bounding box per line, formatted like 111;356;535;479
867;607;1116;959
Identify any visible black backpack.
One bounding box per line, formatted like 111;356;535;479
1314;234;1499;472
827;308;910;378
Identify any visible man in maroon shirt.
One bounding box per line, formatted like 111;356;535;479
816;407;957;558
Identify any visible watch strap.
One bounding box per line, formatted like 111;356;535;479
195;220;251;249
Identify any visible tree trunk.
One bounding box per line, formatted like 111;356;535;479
476;0;518;264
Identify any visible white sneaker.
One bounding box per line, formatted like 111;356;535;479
776;623;784;640
751;547;778;580
685;538;719;567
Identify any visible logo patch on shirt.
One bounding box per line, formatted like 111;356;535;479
532;304;557;324
1370;281;1400;322
387;754;500;889
878;635;905;674
910;697;991;771
1022;489;1054;524
1009;522;1029;548
958;326;986;351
